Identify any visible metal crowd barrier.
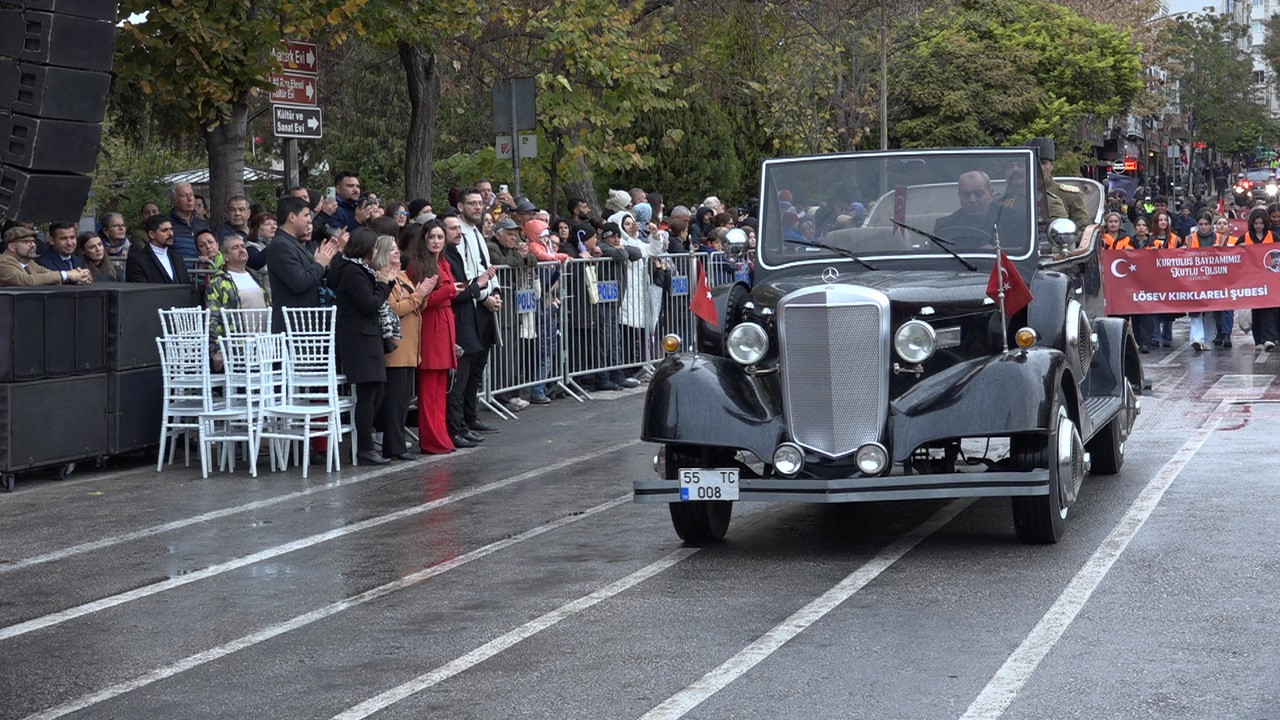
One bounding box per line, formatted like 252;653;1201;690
481;252;731;416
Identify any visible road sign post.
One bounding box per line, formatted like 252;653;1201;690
271;40;321;190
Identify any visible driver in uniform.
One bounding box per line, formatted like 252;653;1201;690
934;170;1001;250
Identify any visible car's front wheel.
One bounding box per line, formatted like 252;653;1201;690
667;445;734;545
1010;396;1084;544
1087;379;1137;475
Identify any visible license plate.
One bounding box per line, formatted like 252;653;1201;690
679;468;739;501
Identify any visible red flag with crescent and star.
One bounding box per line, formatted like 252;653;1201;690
691;259;719;325
986;250;1032;316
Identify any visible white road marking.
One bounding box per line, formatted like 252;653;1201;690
332;547;701;720
22;496;632;720
0;442;641;641
0;458;440;574
638;499;973;720
960;402;1226;720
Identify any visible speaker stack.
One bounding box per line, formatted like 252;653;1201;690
0;0;118;224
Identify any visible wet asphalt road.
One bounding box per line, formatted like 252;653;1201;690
2;321;1279;720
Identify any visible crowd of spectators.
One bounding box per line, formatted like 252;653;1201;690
0;174;757;461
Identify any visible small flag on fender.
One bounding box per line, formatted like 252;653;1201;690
691;260;719;325
985;250;1032;316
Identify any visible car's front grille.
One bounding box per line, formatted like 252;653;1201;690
777;286;890;458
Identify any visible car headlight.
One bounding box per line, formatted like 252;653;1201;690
726;322;769;365
894;320;937;364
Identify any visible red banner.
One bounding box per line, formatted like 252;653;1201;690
1103;246;1280;314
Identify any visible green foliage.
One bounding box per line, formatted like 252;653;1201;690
311;43;409;199
890;0;1142;154
605;99;745;207
115;0;366;132
91;131;205;221
1170;13;1275;155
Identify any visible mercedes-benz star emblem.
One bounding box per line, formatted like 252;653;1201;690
822;267;840;284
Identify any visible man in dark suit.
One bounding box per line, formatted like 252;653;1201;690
442;207;501;449
126;215;191;285
265;194;340;333
36;221;88;273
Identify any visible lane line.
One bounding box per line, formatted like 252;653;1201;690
1;440;643;574
638;499;973;720
0;442;641;641
960;402;1227;720
0;458;442;574
22;495;632;720
332;547;701;720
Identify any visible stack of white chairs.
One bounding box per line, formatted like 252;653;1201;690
258;332;342;478
155;307;213;471
197;333;271;478
263;306;356;473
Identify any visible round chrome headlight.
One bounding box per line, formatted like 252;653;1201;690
726;322;769;365
894;320;937;364
855;443;889;475
772;443;804;476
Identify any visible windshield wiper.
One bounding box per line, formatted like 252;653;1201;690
784;238;877;270
889;219;978;271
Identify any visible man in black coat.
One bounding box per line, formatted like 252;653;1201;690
125;214;192;285
265;195;340;333
442;208;501;449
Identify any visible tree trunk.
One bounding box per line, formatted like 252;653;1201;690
549;132;562;219
563;154;601;217
204;98;249;228
399;41;441;203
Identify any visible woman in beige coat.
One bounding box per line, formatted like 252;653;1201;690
375;235;436;460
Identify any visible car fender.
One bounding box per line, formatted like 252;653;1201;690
1026;271;1070;347
641;354;785;460
1083;315;1141;399
889;348;1069;462
696;282;752;354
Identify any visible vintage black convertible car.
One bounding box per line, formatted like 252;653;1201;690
634;148;1142;544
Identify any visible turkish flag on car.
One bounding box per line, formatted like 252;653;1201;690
986;250;1032;316
691;260;719;325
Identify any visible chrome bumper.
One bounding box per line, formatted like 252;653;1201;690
633;470;1050;504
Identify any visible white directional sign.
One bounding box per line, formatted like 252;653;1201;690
496;134;537;160
273;105;323;139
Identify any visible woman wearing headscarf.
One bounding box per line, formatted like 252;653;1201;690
609;210;664;373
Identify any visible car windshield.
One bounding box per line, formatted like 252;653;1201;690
759;149;1036;269
1246;168;1274;183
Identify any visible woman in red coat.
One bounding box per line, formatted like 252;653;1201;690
411;221;460;453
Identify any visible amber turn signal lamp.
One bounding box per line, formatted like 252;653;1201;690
1015;327;1038;349
661;334;682;354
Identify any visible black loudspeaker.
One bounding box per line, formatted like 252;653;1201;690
109;367;161;454
0;373;110;473
0;164;92;223
0;60;110;123
0;290;46;381
0;9;116;72
0;111;102;174
18;0;118;22
107;285;201;370
41;286;106;377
